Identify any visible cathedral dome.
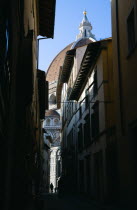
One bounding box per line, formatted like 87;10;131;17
46;11;95;84
71;37;94;49
46;43;73;82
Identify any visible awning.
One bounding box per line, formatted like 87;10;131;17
38;0;56;38
68;42;102;100
60;49;76;83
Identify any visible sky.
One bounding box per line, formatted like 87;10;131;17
38;0;112;72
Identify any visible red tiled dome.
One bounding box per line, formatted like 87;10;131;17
72;38;93;49
46;43;73;83
46;39;93;83
45;109;59;117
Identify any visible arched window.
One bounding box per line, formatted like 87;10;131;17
54;118;59;126
57;149;61;157
49;94;56;105
46;118;50;126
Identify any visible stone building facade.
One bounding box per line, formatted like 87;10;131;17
57;38;113;199
0;1;56;209
43;110;61;191
45;10;95;193
56;11;117;202
111;0;137;207
42;131;52;193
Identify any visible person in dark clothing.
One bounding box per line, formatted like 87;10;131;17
50;183;54;193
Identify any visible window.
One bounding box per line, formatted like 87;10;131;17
93;68;98;97
67;103;70;120
127;8;136;53
46;118;50;126
78;125;83;152
49;94;56;105
84;114;91;147
67;129;73;150
85;89;89;109
54;118;59;126
91;101;99;138
79;105;82;118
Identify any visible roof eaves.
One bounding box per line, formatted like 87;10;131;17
68;41;102;100
60;49;76;83
38;0;56;38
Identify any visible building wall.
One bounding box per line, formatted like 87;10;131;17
42;142;50;193
49;81;58;110
59;40;115;201
4;1;42;209
0;0;55;209
111;0;137;205
43;114;61;191
50;147;60;190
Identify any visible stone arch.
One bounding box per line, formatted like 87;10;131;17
56;149;61;157
54;118;59;126
49;94;56;105
46;118;51;126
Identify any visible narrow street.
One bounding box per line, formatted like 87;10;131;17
1;1;137;210
40;193;101;210
30;193;129;210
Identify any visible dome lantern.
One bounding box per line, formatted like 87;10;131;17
76;10;95;41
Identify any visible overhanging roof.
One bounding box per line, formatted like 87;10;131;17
56;49;75;109
60;49;76;83
68;41;101;100
38;0;56;38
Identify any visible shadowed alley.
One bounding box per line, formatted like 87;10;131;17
1;1;137;210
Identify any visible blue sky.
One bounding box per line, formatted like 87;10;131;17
38;0;112;72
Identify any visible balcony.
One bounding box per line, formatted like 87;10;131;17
44;124;61;130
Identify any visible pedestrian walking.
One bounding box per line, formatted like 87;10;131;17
50;183;54;193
